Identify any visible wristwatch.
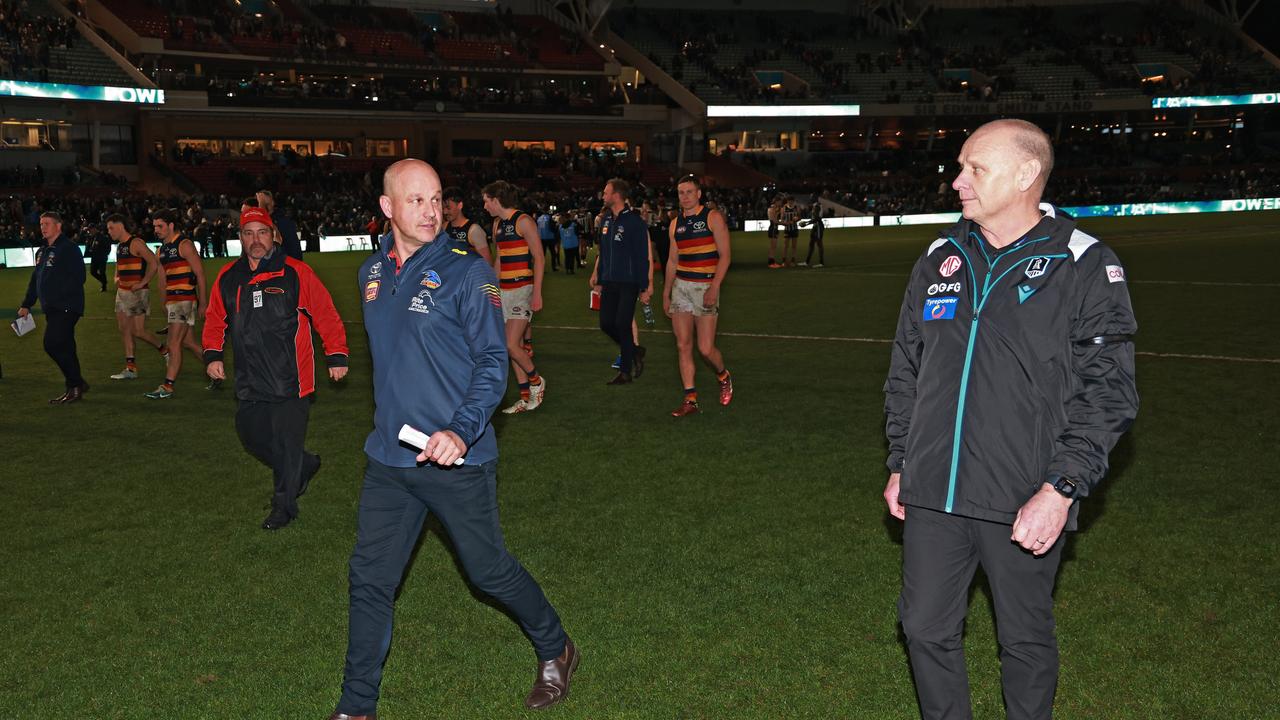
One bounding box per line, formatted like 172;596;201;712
1050;476;1078;499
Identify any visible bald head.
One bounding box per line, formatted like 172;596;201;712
970;119;1054;190
379;158;443;252
382;158;441;199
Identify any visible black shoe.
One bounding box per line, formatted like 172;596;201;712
206;378;223;391
261;508;293;530
606;372;632;385
156;326;168;335
632;346;646;379
298;454;321;498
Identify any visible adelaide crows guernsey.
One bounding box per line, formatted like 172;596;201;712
495;211;533;290
674;206;719;283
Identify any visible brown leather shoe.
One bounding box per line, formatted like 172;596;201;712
524;637;579;710
326;712;376;720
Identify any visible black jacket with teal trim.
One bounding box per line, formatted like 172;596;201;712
883;205;1139;529
358;233;507;468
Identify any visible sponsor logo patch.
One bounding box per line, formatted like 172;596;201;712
1106;265;1126;283
264;286;285;294
927;281;962;295
368;261;382;279
422;270;441;289
939;255;962;278
1024;257;1051;279
408;288;434;314
692;220;707;231
923;296;958;321
364;280;380;302
451;248;468;255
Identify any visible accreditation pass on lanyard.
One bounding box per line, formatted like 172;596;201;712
253;289;263;308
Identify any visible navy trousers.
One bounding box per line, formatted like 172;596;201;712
899;506;1064;720
337;458;567;715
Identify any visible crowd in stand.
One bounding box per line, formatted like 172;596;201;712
621;0;1280;105
3;128;1279;253
0;0;79;82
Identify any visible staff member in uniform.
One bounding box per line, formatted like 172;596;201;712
327;159;578;720
882;119;1139;720
18;211;88;404
590;177;651;385
203;208;349;530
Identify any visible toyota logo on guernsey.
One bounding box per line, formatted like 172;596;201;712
939;255;962;277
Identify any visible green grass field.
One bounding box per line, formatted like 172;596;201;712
2;212;1278;719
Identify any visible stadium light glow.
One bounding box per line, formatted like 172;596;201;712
1152;93;1278;108
706;104;860;118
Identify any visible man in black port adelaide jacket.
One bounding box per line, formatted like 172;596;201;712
203;207;348;530
882;119;1138;720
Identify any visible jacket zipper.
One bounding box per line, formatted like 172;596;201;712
942;235;1055;513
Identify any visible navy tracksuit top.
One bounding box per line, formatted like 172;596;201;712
359;233;508;467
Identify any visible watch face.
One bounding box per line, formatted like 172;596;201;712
1056;478;1077;497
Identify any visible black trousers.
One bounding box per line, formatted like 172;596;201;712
899;506;1064;720
545;240;560;270
806;231;825;264
43;309;83;388
337;458;567;715
89;260;108;289
563;246;579;274
234;396;317;518
599;281;640;374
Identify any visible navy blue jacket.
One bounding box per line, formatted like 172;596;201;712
597;206;650;289
22;234;85;315
272;211;303;260
359;233;507;467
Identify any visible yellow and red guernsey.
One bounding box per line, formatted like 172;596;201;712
495;211;533;289
158;237;197;302
674;206;719;282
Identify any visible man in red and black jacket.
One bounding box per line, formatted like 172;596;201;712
203;207;349;530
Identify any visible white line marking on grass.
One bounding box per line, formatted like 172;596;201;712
75;318;1278;363
1134;351;1280;364
802;270;1280;288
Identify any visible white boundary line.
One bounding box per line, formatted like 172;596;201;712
71;318;1280;364
533;324;1279;364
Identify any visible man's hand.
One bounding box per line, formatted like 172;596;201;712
17;307;29;318
662;293;672;317
531;290;543;313
329;366;348;382
199;303;208;320
1011;483;1074;555
703;284;720;309
418;430;467;467
207;360;226;380
884;472;906;520
640;287;653;304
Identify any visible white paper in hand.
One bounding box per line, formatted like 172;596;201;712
11;314;35;337
398;424;465;465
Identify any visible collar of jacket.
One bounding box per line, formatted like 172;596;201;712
381;232;450;273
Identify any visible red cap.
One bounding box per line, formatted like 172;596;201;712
240;207;274;228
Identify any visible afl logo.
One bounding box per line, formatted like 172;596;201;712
939;255;962;277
